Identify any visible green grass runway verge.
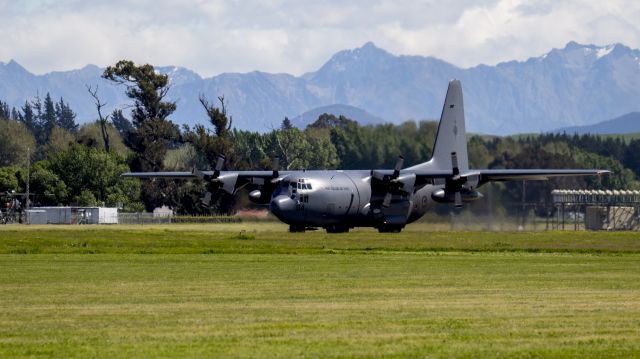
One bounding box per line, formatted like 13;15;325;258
1;224;639;358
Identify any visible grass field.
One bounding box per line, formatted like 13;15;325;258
1;224;639;358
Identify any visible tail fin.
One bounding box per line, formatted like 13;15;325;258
407;79;468;172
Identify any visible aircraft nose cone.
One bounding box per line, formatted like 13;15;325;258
270;195;295;218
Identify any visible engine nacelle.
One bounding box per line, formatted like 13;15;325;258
248;189;272;204
431;189;483;203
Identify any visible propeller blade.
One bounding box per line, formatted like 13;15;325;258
213;155;225;177
451;152;460;178
201;192;212;206
191;167;204;179
454;191;462;208
382;192;393;208
272;156;280;178
393;156;404;178
371;170;385;181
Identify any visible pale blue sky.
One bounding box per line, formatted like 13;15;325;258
0;0;638;76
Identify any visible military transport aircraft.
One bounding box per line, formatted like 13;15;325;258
123;80;608;233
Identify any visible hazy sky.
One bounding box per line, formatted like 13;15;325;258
1;0;639;77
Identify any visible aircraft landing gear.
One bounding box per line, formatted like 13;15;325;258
289;225;306;233
377;225;403;233
325;225;350;233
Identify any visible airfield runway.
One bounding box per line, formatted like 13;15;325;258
1;223;639;358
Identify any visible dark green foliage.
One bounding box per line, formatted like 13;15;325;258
0;120;36;167
18;101;37;138
28;161;69;206
102;60;179;210
41;93;57;141
199;95;232;138
110;109;134;145
330;120;436;169
308;113;357;129
0;166;20;192
0;100;12;120
55;97;78;132
103;60;176;127
8;94;77;147
41;144;140;208
623;139;640;178
102;60;179;171
281;117;293;130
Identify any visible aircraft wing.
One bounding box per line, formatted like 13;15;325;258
121;170;291;193
121;170;283;179
122;171;197;179
476;169;610;182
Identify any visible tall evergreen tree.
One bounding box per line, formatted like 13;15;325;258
19;101;37;136
30;95;46;144
41;93;57;141
11;107;20;121
55;97;78;132
281;117;293;130
0;100;10;119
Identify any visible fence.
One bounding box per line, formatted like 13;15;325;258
117;213;241;225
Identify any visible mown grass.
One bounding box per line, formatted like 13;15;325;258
1;224;639;358
1;223;640;254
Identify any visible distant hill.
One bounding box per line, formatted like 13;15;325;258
290;104;386;128
1;41;640;134
556;112;640;134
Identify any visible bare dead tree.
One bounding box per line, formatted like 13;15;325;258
86;84;111;153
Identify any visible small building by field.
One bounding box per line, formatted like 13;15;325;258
27;207;119;224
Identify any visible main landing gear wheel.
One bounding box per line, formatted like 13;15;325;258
325;225;350;234
377;225;403;233
289;225;306;233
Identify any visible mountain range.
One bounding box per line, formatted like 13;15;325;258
0;41;639;135
556;112;640;135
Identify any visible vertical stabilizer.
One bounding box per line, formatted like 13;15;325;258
407;79;468;172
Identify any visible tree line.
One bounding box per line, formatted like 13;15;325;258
1;60;639;215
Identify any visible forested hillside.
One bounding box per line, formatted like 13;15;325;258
1;60;638;215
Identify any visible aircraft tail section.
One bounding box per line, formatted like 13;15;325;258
407;79;468;172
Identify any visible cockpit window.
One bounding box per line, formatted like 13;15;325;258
281;181;289;188
307;184;312;190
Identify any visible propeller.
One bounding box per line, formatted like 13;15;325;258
192;154;238;207
371;156;416;208
193;154;225;206
450;152;462;207
432;152;482;208
248;156;281;204
381;156;404;207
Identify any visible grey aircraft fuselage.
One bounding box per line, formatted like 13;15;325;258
269;170;433;230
